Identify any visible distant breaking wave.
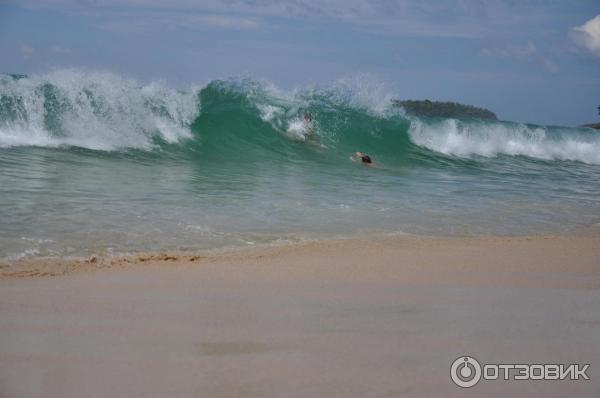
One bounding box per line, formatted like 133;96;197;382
1;69;600;165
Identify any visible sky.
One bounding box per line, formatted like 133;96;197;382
0;0;599;126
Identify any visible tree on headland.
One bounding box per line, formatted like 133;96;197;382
581;105;600;129
393;99;497;120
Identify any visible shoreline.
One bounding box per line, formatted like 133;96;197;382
2;229;600;397
2;227;600;281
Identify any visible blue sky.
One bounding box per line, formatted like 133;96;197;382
0;0;599;126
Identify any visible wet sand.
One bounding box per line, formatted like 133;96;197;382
1;233;600;397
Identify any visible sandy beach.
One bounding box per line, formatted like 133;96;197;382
1;232;599;397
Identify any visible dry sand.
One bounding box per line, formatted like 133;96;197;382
1;232;600;397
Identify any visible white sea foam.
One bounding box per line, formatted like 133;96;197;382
255;74;396;140
285;118;309;141
0;69;199;150
257;99;310;141
257;104;283;123
409;118;600;164
330;74;396;116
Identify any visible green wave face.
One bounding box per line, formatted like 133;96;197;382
189;79;417;169
2;70;600;166
1;70;600;259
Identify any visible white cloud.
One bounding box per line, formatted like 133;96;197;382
19;43;35;59
480;40;536;59
180;14;260;30
571;15;600;57
540;58;559;73
97;12;261;33
12;0;555;38
480;40;559;73
50;46;75;55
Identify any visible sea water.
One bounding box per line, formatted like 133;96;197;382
1;70;599;259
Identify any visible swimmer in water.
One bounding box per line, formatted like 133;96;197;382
304;112;314;134
304;112;313;125
304;111;320;144
350;151;374;166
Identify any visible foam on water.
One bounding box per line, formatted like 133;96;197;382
5;70;600;165
0;69;199;150
329;74;396;116
409;118;600;164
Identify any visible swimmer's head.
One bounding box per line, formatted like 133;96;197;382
361;155;372;164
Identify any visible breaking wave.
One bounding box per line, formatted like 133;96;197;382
0;70;198;150
1;69;600;165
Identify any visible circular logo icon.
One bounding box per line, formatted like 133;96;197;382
450;356;482;388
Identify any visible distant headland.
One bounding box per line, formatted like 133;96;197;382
581;123;600;130
580;105;600;129
393;99;498;120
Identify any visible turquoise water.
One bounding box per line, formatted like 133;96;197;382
1;70;600;259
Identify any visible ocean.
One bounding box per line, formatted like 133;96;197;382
1;69;599;259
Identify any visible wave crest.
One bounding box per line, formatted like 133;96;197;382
2;70;600;166
0;69;199;150
409;118;600;164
